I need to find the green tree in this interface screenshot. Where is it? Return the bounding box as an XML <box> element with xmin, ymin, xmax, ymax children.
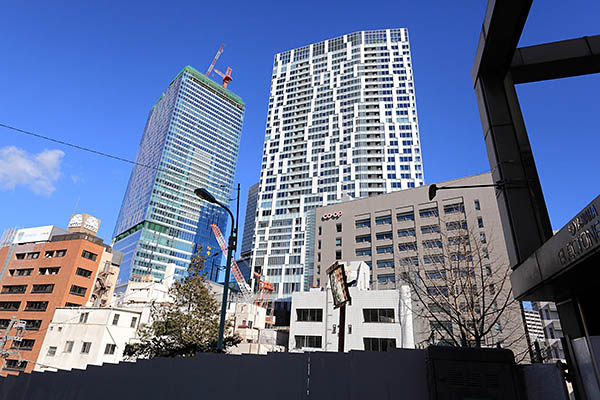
<box><xmin>124</xmin><ymin>250</ymin><xmax>241</xmax><ymax>358</ymax></box>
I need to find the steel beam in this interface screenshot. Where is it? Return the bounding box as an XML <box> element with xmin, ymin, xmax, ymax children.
<box><xmin>511</xmin><ymin>35</ymin><xmax>600</xmax><ymax>84</ymax></box>
<box><xmin>473</xmin><ymin>0</ymin><xmax>553</xmax><ymax>268</ymax></box>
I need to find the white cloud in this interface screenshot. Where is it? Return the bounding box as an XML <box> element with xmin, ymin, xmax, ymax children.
<box><xmin>0</xmin><ymin>146</ymin><xmax>65</xmax><ymax>195</ymax></box>
<box><xmin>70</xmin><ymin>174</ymin><xmax>84</xmax><ymax>184</ymax></box>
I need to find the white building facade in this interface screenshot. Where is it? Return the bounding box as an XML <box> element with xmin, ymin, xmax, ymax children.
<box><xmin>35</xmin><ymin>307</ymin><xmax>141</xmax><ymax>372</ymax></box>
<box><xmin>523</xmin><ymin>308</ymin><xmax>545</xmax><ymax>342</ymax></box>
<box><xmin>289</xmin><ymin>261</ymin><xmax>414</xmax><ymax>352</ymax></box>
<box><xmin>251</xmin><ymin>29</ymin><xmax>424</xmax><ymax>298</ymax></box>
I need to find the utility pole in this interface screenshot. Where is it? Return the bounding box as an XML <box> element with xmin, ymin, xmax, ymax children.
<box><xmin>0</xmin><ymin>316</ymin><xmax>27</xmax><ymax>369</ymax></box>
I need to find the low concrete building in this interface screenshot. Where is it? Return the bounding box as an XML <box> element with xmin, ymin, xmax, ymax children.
<box><xmin>226</xmin><ymin>303</ymin><xmax>286</xmax><ymax>354</ymax></box>
<box><xmin>34</xmin><ymin>307</ymin><xmax>141</xmax><ymax>372</ymax></box>
<box><xmin>289</xmin><ymin>261</ymin><xmax>414</xmax><ymax>352</ymax></box>
<box><xmin>533</xmin><ymin>301</ymin><xmax>565</xmax><ymax>361</ymax></box>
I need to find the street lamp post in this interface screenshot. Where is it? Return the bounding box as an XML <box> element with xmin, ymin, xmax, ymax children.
<box><xmin>194</xmin><ymin>183</ymin><xmax>240</xmax><ymax>352</ymax></box>
<box><xmin>427</xmin><ymin>181</ymin><xmax>528</xmax><ymax>201</ymax></box>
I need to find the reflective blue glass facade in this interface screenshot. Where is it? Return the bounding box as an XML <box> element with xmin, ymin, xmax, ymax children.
<box><xmin>113</xmin><ymin>66</ymin><xmax>245</xmax><ymax>283</ymax></box>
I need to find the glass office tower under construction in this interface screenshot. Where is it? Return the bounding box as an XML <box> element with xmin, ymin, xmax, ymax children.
<box><xmin>113</xmin><ymin>66</ymin><xmax>244</xmax><ymax>283</ymax></box>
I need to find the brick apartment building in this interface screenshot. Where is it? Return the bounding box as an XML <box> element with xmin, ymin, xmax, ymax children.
<box><xmin>0</xmin><ymin>215</ymin><xmax>121</xmax><ymax>375</ymax></box>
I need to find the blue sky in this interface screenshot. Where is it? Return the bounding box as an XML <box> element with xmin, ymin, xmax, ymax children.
<box><xmin>1</xmin><ymin>0</ymin><xmax>598</xmax><ymax>248</ymax></box>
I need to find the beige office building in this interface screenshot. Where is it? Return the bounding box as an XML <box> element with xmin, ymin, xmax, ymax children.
<box><xmin>313</xmin><ymin>172</ymin><xmax>528</xmax><ymax>356</ymax></box>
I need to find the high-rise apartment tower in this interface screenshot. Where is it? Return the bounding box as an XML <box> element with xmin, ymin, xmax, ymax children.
<box><xmin>241</xmin><ymin>183</ymin><xmax>260</xmax><ymax>257</ymax></box>
<box><xmin>251</xmin><ymin>29</ymin><xmax>424</xmax><ymax>297</ymax></box>
<box><xmin>113</xmin><ymin>66</ymin><xmax>245</xmax><ymax>283</ymax></box>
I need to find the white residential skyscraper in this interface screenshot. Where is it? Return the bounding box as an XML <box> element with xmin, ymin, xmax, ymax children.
<box><xmin>252</xmin><ymin>29</ymin><xmax>424</xmax><ymax>298</ymax></box>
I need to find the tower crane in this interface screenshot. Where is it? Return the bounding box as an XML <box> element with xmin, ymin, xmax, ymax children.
<box><xmin>210</xmin><ymin>224</ymin><xmax>253</xmax><ymax>302</ymax></box>
<box><xmin>210</xmin><ymin>224</ymin><xmax>275</xmax><ymax>325</ymax></box>
<box><xmin>206</xmin><ymin>44</ymin><xmax>234</xmax><ymax>88</ymax></box>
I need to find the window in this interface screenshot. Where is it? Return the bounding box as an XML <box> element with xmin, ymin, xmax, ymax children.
<box><xmin>474</xmin><ymin>199</ymin><xmax>481</xmax><ymax>210</ymax></box>
<box><xmin>104</xmin><ymin>343</ymin><xmax>117</xmax><ymax>355</ymax></box>
<box><xmin>480</xmin><ymin>232</ymin><xmax>487</xmax><ymax>244</ymax></box>
<box><xmin>419</xmin><ymin>208</ymin><xmax>439</xmax><ymax>218</ymax></box>
<box><xmin>398</xmin><ymin>242</ymin><xmax>417</xmax><ymax>251</ymax></box>
<box><xmin>477</xmin><ymin>217</ymin><xmax>484</xmax><ymax>228</ymax></box>
<box><xmin>70</xmin><ymin>285</ymin><xmax>87</xmax><ymax>297</ymax></box>
<box><xmin>4</xmin><ymin>360</ymin><xmax>27</xmax><ymax>371</ymax></box>
<box><xmin>377</xmin><ymin>260</ymin><xmax>394</xmax><ymax>268</ymax></box>
<box><xmin>24</xmin><ymin>320</ymin><xmax>42</xmax><ymax>330</ymax></box>
<box><xmin>130</xmin><ymin>317</ymin><xmax>138</xmax><ymax>328</ymax></box>
<box><xmin>1</xmin><ymin>285</ymin><xmax>27</xmax><ymax>294</ymax></box>
<box><xmin>377</xmin><ymin>274</ymin><xmax>395</xmax><ymax>283</ymax></box>
<box><xmin>45</xmin><ymin>249</ymin><xmax>66</xmax><ymax>258</ymax></box>
<box><xmin>396</xmin><ymin>212</ymin><xmax>414</xmax><ymax>221</ymax></box>
<box><xmin>430</xmin><ymin>320</ymin><xmax>453</xmax><ymax>334</ymax></box>
<box><xmin>444</xmin><ymin>203</ymin><xmax>465</xmax><ymax>214</ymax></box>
<box><xmin>12</xmin><ymin>339</ymin><xmax>35</xmax><ymax>350</ymax></box>
<box><xmin>356</xmin><ymin>248</ymin><xmax>372</xmax><ymax>256</ymax></box>
<box><xmin>81</xmin><ymin>250</ymin><xmax>98</xmax><ymax>261</ymax></box>
<box><xmin>112</xmin><ymin>314</ymin><xmax>120</xmax><ymax>326</ymax></box>
<box><xmin>25</xmin><ymin>301</ymin><xmax>48</xmax><ymax>312</ymax></box>
<box><xmin>397</xmin><ymin>228</ymin><xmax>416</xmax><ymax>237</ymax></box>
<box><xmin>31</xmin><ymin>284</ymin><xmax>54</xmax><ymax>294</ymax></box>
<box><xmin>428</xmin><ymin>304</ymin><xmax>450</xmax><ymax>314</ymax></box>
<box><xmin>376</xmin><ymin>232</ymin><xmax>393</xmax><ymax>240</ymax></box>
<box><xmin>66</xmin><ymin>302</ymin><xmax>81</xmax><ymax>307</ymax></box>
<box><xmin>76</xmin><ymin>268</ymin><xmax>93</xmax><ymax>278</ymax></box>
<box><xmin>355</xmin><ymin>219</ymin><xmax>371</xmax><ymax>228</ymax></box>
<box><xmin>448</xmin><ymin>236</ymin><xmax>469</xmax><ymax>246</ymax></box>
<box><xmin>447</xmin><ymin>221</ymin><xmax>468</xmax><ymax>231</ymax></box>
<box><xmin>355</xmin><ymin>235</ymin><xmax>371</xmax><ymax>243</ymax></box>
<box><xmin>335</xmin><ymin>238</ymin><xmax>342</xmax><ymax>246</ymax></box>
<box><xmin>375</xmin><ymin>215</ymin><xmax>392</xmax><ymax>225</ymax></box>
<box><xmin>495</xmin><ymin>322</ymin><xmax>503</xmax><ymax>334</ymax></box>
<box><xmin>335</xmin><ymin>250</ymin><xmax>342</xmax><ymax>260</ymax></box>
<box><xmin>424</xmin><ymin>255</ymin><xmax>444</xmax><ymax>264</ymax></box>
<box><xmin>425</xmin><ymin>271</ymin><xmax>447</xmax><ymax>279</ymax></box>
<box><xmin>399</xmin><ymin>256</ymin><xmax>419</xmax><ymax>266</ymax></box>
<box><xmin>376</xmin><ymin>245</ymin><xmax>393</xmax><ymax>254</ymax></box>
<box><xmin>81</xmin><ymin>342</ymin><xmax>92</xmax><ymax>354</ymax></box>
<box><xmin>9</xmin><ymin>268</ymin><xmax>33</xmax><ymax>277</ymax></box>
<box><xmin>336</xmin><ymin>223</ymin><xmax>342</xmax><ymax>233</ymax></box>
<box><xmin>25</xmin><ymin>252</ymin><xmax>40</xmax><ymax>260</ymax></box>
<box><xmin>423</xmin><ymin>240</ymin><xmax>443</xmax><ymax>249</ymax></box>
<box><xmin>421</xmin><ymin>225</ymin><xmax>440</xmax><ymax>234</ymax></box>
<box><xmin>294</xmin><ymin>335</ymin><xmax>322</xmax><ymax>349</ymax></box>
<box><xmin>39</xmin><ymin>267</ymin><xmax>60</xmax><ymax>275</ymax></box>
<box><xmin>484</xmin><ymin>264</ymin><xmax>492</xmax><ymax>276</ymax></box>
<box><xmin>79</xmin><ymin>312</ymin><xmax>89</xmax><ymax>323</ymax></box>
<box><xmin>363</xmin><ymin>338</ymin><xmax>396</xmax><ymax>352</ymax></box>
<box><xmin>427</xmin><ymin>286</ymin><xmax>449</xmax><ymax>296</ymax></box>
<box><xmin>64</xmin><ymin>341</ymin><xmax>74</xmax><ymax>353</ymax></box>
<box><xmin>47</xmin><ymin>346</ymin><xmax>57</xmax><ymax>356</ymax></box>
<box><xmin>296</xmin><ymin>309</ymin><xmax>323</xmax><ymax>322</ymax></box>
<box><xmin>363</xmin><ymin>308</ymin><xmax>395</xmax><ymax>323</ymax></box>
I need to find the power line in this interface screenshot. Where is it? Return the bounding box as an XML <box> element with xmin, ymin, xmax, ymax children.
<box><xmin>0</xmin><ymin>122</ymin><xmax>159</xmax><ymax>172</ymax></box>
